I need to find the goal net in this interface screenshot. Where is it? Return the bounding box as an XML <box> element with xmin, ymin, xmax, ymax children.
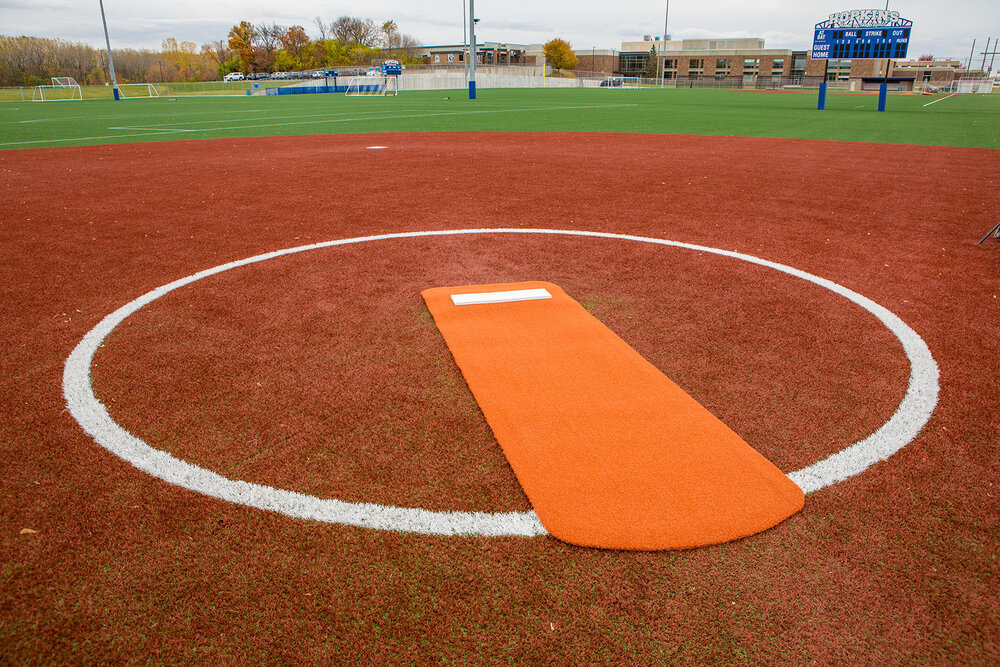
<box><xmin>345</xmin><ymin>76</ymin><xmax>398</xmax><ymax>97</ymax></box>
<box><xmin>33</xmin><ymin>77</ymin><xmax>83</xmax><ymax>101</ymax></box>
<box><xmin>117</xmin><ymin>83</ymin><xmax>160</xmax><ymax>99</ymax></box>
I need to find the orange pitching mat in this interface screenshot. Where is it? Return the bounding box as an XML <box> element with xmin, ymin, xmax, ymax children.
<box><xmin>422</xmin><ymin>281</ymin><xmax>804</xmax><ymax>550</ymax></box>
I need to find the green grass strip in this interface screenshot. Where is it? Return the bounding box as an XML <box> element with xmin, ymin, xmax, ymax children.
<box><xmin>0</xmin><ymin>87</ymin><xmax>997</xmax><ymax>149</ymax></box>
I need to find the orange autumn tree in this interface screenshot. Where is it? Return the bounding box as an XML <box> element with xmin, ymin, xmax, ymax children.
<box><xmin>227</xmin><ymin>21</ymin><xmax>258</xmax><ymax>72</ymax></box>
<box><xmin>543</xmin><ymin>38</ymin><xmax>577</xmax><ymax>71</ymax></box>
<box><xmin>279</xmin><ymin>25</ymin><xmax>311</xmax><ymax>71</ymax></box>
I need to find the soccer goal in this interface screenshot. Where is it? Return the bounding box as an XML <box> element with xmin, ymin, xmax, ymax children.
<box><xmin>117</xmin><ymin>83</ymin><xmax>160</xmax><ymax>99</ymax></box>
<box><xmin>32</xmin><ymin>77</ymin><xmax>83</xmax><ymax>101</ymax></box>
<box><xmin>598</xmin><ymin>76</ymin><xmax>641</xmax><ymax>89</ymax></box>
<box><xmin>345</xmin><ymin>76</ymin><xmax>398</xmax><ymax>97</ymax></box>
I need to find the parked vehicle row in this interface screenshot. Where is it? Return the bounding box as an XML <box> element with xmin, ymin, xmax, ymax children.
<box><xmin>223</xmin><ymin>71</ymin><xmax>312</xmax><ymax>82</ymax></box>
<box><xmin>222</xmin><ymin>64</ymin><xmax>403</xmax><ymax>83</ymax></box>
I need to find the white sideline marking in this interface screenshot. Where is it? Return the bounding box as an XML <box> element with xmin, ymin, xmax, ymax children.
<box><xmin>366</xmin><ymin>145</ymin><xmax>388</xmax><ymax>149</ymax></box>
<box><xmin>63</xmin><ymin>229</ymin><xmax>939</xmax><ymax>536</ymax></box>
<box><xmin>17</xmin><ymin>109</ymin><xmax>269</xmax><ymax>124</ymax></box>
<box><xmin>108</xmin><ymin>126</ymin><xmax>196</xmax><ymax>134</ymax></box>
<box><xmin>452</xmin><ymin>288</ymin><xmax>551</xmax><ymax>306</ymax></box>
<box><xmin>922</xmin><ymin>93</ymin><xmax>957</xmax><ymax>107</ymax></box>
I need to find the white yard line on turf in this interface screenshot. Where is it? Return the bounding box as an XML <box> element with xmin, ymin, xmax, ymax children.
<box><xmin>16</xmin><ymin>109</ymin><xmax>270</xmax><ymax>124</ymax></box>
<box><xmin>922</xmin><ymin>93</ymin><xmax>958</xmax><ymax>107</ymax></box>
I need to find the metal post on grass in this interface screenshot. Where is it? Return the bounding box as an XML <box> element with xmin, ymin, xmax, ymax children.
<box><xmin>468</xmin><ymin>0</ymin><xmax>477</xmax><ymax>99</ymax></box>
<box><xmin>462</xmin><ymin>0</ymin><xmax>469</xmax><ymax>83</ymax></box>
<box><xmin>98</xmin><ymin>0</ymin><xmax>120</xmax><ymax>101</ymax></box>
<box><xmin>661</xmin><ymin>0</ymin><xmax>669</xmax><ymax>88</ymax></box>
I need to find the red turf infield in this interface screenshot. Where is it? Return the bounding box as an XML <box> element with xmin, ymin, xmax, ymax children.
<box><xmin>1</xmin><ymin>132</ymin><xmax>998</xmax><ymax>662</ymax></box>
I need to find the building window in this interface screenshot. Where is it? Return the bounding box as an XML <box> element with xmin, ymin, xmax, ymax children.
<box><xmin>791</xmin><ymin>55</ymin><xmax>806</xmax><ymax>76</ymax></box>
<box><xmin>716</xmin><ymin>58</ymin><xmax>727</xmax><ymax>70</ymax></box>
<box><xmin>689</xmin><ymin>58</ymin><xmax>703</xmax><ymax>70</ymax></box>
<box><xmin>772</xmin><ymin>58</ymin><xmax>784</xmax><ymax>74</ymax></box>
<box><xmin>619</xmin><ymin>53</ymin><xmax>648</xmax><ymax>75</ymax></box>
<box><xmin>663</xmin><ymin>59</ymin><xmax>676</xmax><ymax>69</ymax></box>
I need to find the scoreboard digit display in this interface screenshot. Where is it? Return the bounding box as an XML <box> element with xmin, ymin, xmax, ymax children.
<box><xmin>811</xmin><ymin>9</ymin><xmax>912</xmax><ymax>60</ymax></box>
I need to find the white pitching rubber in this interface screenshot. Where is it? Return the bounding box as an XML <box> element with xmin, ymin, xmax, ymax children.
<box><xmin>451</xmin><ymin>288</ymin><xmax>552</xmax><ymax>306</ymax></box>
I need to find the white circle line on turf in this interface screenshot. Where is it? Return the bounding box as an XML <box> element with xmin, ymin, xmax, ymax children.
<box><xmin>63</xmin><ymin>228</ymin><xmax>939</xmax><ymax>536</ymax></box>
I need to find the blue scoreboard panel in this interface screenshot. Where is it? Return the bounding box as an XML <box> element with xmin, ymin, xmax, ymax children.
<box><xmin>812</xmin><ymin>26</ymin><xmax>911</xmax><ymax>60</ymax></box>
<box><xmin>811</xmin><ymin>10</ymin><xmax>913</xmax><ymax>61</ymax></box>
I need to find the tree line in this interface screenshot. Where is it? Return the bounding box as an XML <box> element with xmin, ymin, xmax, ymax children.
<box><xmin>0</xmin><ymin>16</ymin><xmax>421</xmax><ymax>87</ymax></box>
<box><xmin>222</xmin><ymin>17</ymin><xmax>420</xmax><ymax>76</ymax></box>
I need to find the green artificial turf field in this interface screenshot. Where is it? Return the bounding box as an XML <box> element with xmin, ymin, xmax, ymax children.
<box><xmin>1</xmin><ymin>87</ymin><xmax>997</xmax><ymax>149</ymax></box>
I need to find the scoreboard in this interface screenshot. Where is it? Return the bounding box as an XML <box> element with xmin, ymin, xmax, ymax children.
<box><xmin>811</xmin><ymin>9</ymin><xmax>912</xmax><ymax>60</ymax></box>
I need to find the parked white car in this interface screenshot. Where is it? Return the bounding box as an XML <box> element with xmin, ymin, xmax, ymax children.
<box><xmin>224</xmin><ymin>72</ymin><xmax>244</xmax><ymax>82</ymax></box>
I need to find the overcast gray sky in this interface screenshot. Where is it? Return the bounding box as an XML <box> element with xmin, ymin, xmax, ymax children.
<box><xmin>2</xmin><ymin>1</ymin><xmax>997</xmax><ymax>63</ymax></box>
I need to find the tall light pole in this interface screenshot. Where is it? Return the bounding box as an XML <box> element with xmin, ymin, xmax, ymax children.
<box><xmin>463</xmin><ymin>0</ymin><xmax>468</xmax><ymax>82</ymax></box>
<box><xmin>99</xmin><ymin>0</ymin><xmax>120</xmax><ymax>100</ymax></box>
<box><xmin>468</xmin><ymin>0</ymin><xmax>477</xmax><ymax>99</ymax></box>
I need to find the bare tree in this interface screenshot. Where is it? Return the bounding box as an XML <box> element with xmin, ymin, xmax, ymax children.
<box><xmin>112</xmin><ymin>48</ymin><xmax>158</xmax><ymax>82</ymax></box>
<box><xmin>397</xmin><ymin>33</ymin><xmax>422</xmax><ymax>61</ymax></box>
<box><xmin>50</xmin><ymin>40</ymin><xmax>97</xmax><ymax>84</ymax></box>
<box><xmin>380</xmin><ymin>31</ymin><xmax>422</xmax><ymax>62</ymax></box>
<box><xmin>331</xmin><ymin>16</ymin><xmax>380</xmax><ymax>47</ymax></box>
<box><xmin>201</xmin><ymin>40</ymin><xmax>230</xmax><ymax>70</ymax></box>
<box><xmin>313</xmin><ymin>16</ymin><xmax>329</xmax><ymax>41</ymax></box>
<box><xmin>0</xmin><ymin>35</ymin><xmax>51</xmax><ymax>85</ymax></box>
<box><xmin>381</xmin><ymin>20</ymin><xmax>398</xmax><ymax>49</ymax></box>
<box><xmin>255</xmin><ymin>22</ymin><xmax>285</xmax><ymax>71</ymax></box>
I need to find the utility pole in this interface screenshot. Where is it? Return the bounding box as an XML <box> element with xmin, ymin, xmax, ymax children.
<box><xmin>468</xmin><ymin>0</ymin><xmax>477</xmax><ymax>99</ymax></box>
<box><xmin>979</xmin><ymin>37</ymin><xmax>999</xmax><ymax>74</ymax></box>
<box><xmin>98</xmin><ymin>0</ymin><xmax>119</xmax><ymax>100</ymax></box>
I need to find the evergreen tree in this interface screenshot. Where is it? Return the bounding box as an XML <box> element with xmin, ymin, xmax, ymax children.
<box><xmin>643</xmin><ymin>45</ymin><xmax>659</xmax><ymax>80</ymax></box>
